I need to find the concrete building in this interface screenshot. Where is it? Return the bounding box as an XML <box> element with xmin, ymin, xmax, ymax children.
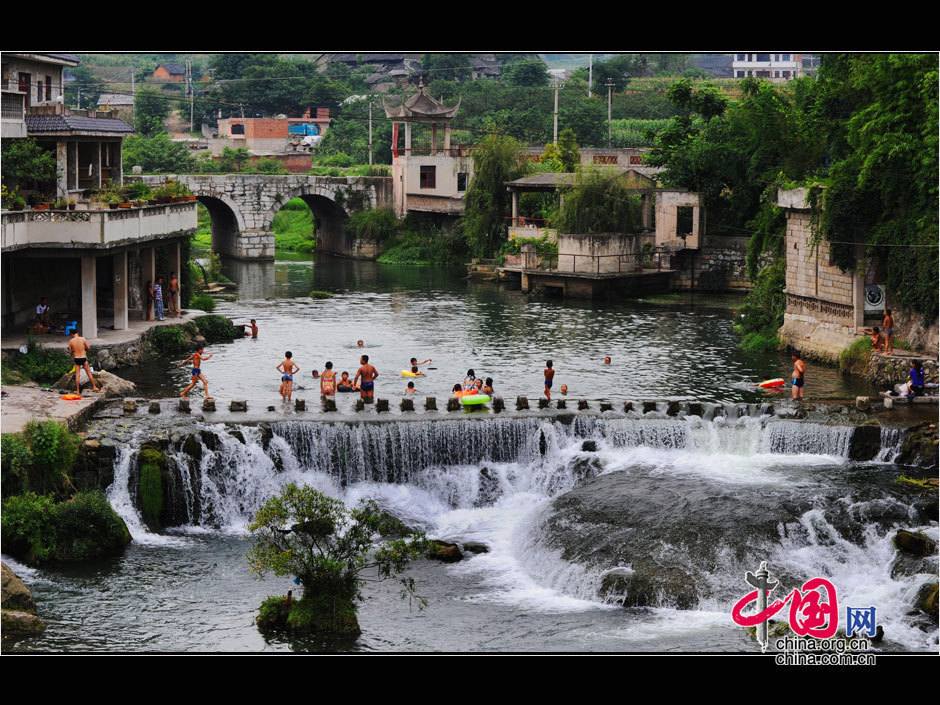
<box><xmin>776</xmin><ymin>187</ymin><xmax>865</xmax><ymax>360</ymax></box>
<box><xmin>152</xmin><ymin>63</ymin><xmax>186</xmax><ymax>83</ymax></box>
<box><xmin>731</xmin><ymin>53</ymin><xmax>810</xmax><ymax>80</ymax></box>
<box><xmin>384</xmin><ymin>85</ymin><xmax>472</xmax><ymax>217</ymax></box>
<box><xmin>2</xmin><ymin>53</ymin><xmax>79</xmax><ymax>139</ymax></box>
<box><xmin>2</xmin><ymin>56</ymin><xmax>197</xmax><ymax>341</ymax></box>
<box><xmin>523</xmin><ymin>146</ymin><xmax>662</xmax><ymax>179</ymax></box>
<box><xmin>209</xmin><ymin>109</ymin><xmax>331</xmax><ymax>170</ymax></box>
<box><xmin>96</xmin><ymin>93</ymin><xmax>135</xmax><ymax>123</ymax></box>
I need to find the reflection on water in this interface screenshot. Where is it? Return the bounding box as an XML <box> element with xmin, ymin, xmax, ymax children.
<box><xmin>122</xmin><ymin>254</ymin><xmax>873</xmax><ymax>405</ymax></box>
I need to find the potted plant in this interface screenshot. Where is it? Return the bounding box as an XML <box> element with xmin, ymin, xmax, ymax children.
<box><xmin>53</xmin><ymin>198</ymin><xmax>69</xmax><ymax>210</ymax></box>
<box><xmin>68</xmin><ymin>198</ymin><xmax>77</xmax><ymax>211</ymax></box>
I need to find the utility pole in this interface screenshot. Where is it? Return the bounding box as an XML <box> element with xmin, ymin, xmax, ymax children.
<box><xmin>553</xmin><ymin>80</ymin><xmax>560</xmax><ymax>144</ymax></box>
<box><xmin>368</xmin><ymin>98</ymin><xmax>373</xmax><ymax>165</ymax></box>
<box><xmin>76</xmin><ymin>88</ymin><xmax>81</xmax><ymax>110</ymax></box>
<box><xmin>588</xmin><ymin>54</ymin><xmax>593</xmax><ymax>98</ymax></box>
<box><xmin>606</xmin><ymin>79</ymin><xmax>614</xmax><ymax>148</ymax></box>
<box><xmin>131</xmin><ymin>70</ymin><xmax>135</xmax><ymax>97</ymax></box>
<box><xmin>187</xmin><ymin>61</ymin><xmax>194</xmax><ymax>133</ymax></box>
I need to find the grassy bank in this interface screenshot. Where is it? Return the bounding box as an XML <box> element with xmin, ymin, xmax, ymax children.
<box><xmin>194</xmin><ymin>199</ymin><xmax>315</xmax><ymax>254</ymax></box>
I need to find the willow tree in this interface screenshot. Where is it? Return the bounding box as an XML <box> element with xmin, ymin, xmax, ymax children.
<box><xmin>249</xmin><ymin>484</ymin><xmax>427</xmax><ymax>639</ymax></box>
<box><xmin>462</xmin><ymin>134</ymin><xmax>526</xmax><ymax>258</ymax></box>
<box><xmin>556</xmin><ymin>168</ymin><xmax>643</xmax><ymax>234</ymax></box>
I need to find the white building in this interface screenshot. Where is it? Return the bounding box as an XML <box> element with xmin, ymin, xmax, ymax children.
<box><xmin>731</xmin><ymin>53</ymin><xmax>808</xmax><ymax>81</ymax></box>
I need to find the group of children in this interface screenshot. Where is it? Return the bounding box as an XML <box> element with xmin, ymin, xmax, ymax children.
<box><xmin>146</xmin><ymin>273</ymin><xmax>181</xmax><ymax>322</ymax></box>
<box><xmin>868</xmin><ymin>309</ymin><xmax>896</xmax><ymax>355</ymax></box>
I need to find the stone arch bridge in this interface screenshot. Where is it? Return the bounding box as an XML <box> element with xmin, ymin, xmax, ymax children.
<box><xmin>142</xmin><ymin>174</ymin><xmax>393</xmax><ymax>260</ymax></box>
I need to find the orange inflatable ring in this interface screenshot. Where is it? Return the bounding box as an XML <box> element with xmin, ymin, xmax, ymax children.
<box><xmin>60</xmin><ymin>394</ymin><xmax>83</xmax><ymax>400</ymax></box>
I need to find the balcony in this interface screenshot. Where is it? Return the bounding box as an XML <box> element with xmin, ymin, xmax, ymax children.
<box><xmin>2</xmin><ymin>91</ymin><xmax>27</xmax><ymax>138</ymax></box>
<box><xmin>1</xmin><ymin>202</ymin><xmax>197</xmax><ymax>252</ymax></box>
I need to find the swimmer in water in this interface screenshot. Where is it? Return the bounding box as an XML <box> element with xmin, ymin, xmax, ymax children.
<box><xmin>356</xmin><ymin>340</ymin><xmax>365</xmax><ymax>348</ymax></box>
<box><xmin>603</xmin><ymin>356</ymin><xmax>611</xmax><ymax>365</ymax></box>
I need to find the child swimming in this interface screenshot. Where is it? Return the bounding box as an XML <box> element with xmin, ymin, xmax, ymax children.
<box><xmin>277</xmin><ymin>351</ymin><xmax>300</xmax><ymax>402</ymax></box>
<box><xmin>405</xmin><ymin>381</ymin><xmax>417</xmax><ymax>395</ymax></box>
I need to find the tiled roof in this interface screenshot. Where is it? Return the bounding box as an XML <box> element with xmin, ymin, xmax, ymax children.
<box><xmin>26</xmin><ymin>114</ymin><xmax>134</xmax><ymax>134</ymax></box>
<box><xmin>158</xmin><ymin>63</ymin><xmax>186</xmax><ymax>75</ymax></box>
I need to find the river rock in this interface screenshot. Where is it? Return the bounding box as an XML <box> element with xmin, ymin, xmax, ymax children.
<box><xmin>516</xmin><ymin>396</ymin><xmax>529</xmax><ymax>411</ymax></box>
<box><xmin>642</xmin><ymin>401</ymin><xmax>657</xmax><ymax>414</ymax></box>
<box><xmin>1</xmin><ymin>609</ymin><xmax>46</xmax><ymax>637</ymax></box>
<box><xmin>462</xmin><ymin>541</ymin><xmax>489</xmax><ymax>554</ymax></box>
<box><xmin>556</xmin><ymin>399</ymin><xmax>567</xmax><ymax>409</ymax></box>
<box><xmin>894</xmin><ymin>530</ymin><xmax>937</xmax><ymax>557</ymax></box>
<box><xmin>666</xmin><ymin>401</ymin><xmax>681</xmax><ymax>416</ymax></box>
<box><xmin>94</xmin><ymin>348</ymin><xmax>118</xmax><ymax>371</ymax></box>
<box><xmin>148</xmin><ymin>401</ymin><xmax>161</xmax><ymax>414</ymax></box>
<box><xmin>581</xmin><ymin>440</ymin><xmax>597</xmax><ymax>452</ymax></box>
<box><xmin>427</xmin><ymin>540</ymin><xmax>463</xmax><ymax>563</ymax></box>
<box><xmin>848</xmin><ymin>424</ymin><xmax>882</xmax><ymax>461</ymax></box>
<box><xmin>123</xmin><ymin>400</ymin><xmax>137</xmax><ymax>415</ymax></box>
<box><xmin>917</xmin><ymin>582</ymin><xmax>938</xmax><ymax>622</ymax></box>
<box><xmin>54</xmin><ymin>369</ymin><xmax>137</xmax><ymax>398</ymax></box>
<box><xmin>2</xmin><ymin>563</ymin><xmax>35</xmax><ymax>613</ymax></box>
<box><xmin>895</xmin><ymin>423</ymin><xmax>939</xmax><ymax>471</ymax></box>
<box><xmin>538</xmin><ymin>398</ymin><xmax>550</xmax><ymax>409</ymax></box>
<box><xmin>229</xmin><ymin>400</ymin><xmax>247</xmax><ymax>412</ymax></box>
<box><xmin>376</xmin><ymin>399</ymin><xmax>389</xmax><ymax>413</ymax></box>
<box><xmin>538</xmin><ymin>469</ymin><xmax>817</xmax><ymax>609</ymax></box>
<box><xmin>578</xmin><ymin>400</ymin><xmax>589</xmax><ymax>410</ymax></box>
<box><xmin>446</xmin><ymin>398</ymin><xmax>460</xmax><ymax>412</ymax></box>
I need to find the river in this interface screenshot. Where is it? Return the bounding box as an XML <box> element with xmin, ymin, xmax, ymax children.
<box><xmin>6</xmin><ymin>255</ymin><xmax>936</xmax><ymax>653</ymax></box>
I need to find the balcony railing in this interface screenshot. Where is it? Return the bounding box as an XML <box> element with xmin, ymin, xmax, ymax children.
<box><xmin>2</xmin><ymin>203</ymin><xmax>197</xmax><ymax>251</ymax></box>
<box><xmin>522</xmin><ymin>251</ymin><xmax>669</xmax><ymax>275</ymax></box>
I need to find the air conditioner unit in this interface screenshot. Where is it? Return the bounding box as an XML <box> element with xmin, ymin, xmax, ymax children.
<box><xmin>864</xmin><ymin>284</ymin><xmax>886</xmax><ymax>315</ymax></box>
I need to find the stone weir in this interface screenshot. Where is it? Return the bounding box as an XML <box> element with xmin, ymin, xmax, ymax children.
<box><xmin>76</xmin><ymin>399</ymin><xmax>937</xmax><ymax>532</ymax></box>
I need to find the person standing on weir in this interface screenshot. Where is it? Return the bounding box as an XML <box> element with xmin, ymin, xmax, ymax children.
<box><xmin>67</xmin><ymin>330</ymin><xmax>101</xmax><ymax>395</ymax></box>
<box><xmin>355</xmin><ymin>354</ymin><xmax>379</xmax><ymax>404</ymax></box>
<box><xmin>790</xmin><ymin>351</ymin><xmax>806</xmax><ymax>401</ymax></box>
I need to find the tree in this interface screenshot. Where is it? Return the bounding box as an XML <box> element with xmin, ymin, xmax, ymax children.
<box><xmin>219</xmin><ymin>147</ymin><xmax>250</xmax><ymax>173</ymax></box>
<box><xmin>122</xmin><ymin>134</ymin><xmax>193</xmax><ymax>173</ymax></box>
<box><xmin>1</xmin><ymin>139</ymin><xmax>56</xmax><ymax>192</ymax></box>
<box><xmin>134</xmin><ymin>87</ymin><xmax>170</xmax><ymax>136</ymax></box>
<box><xmin>557</xmin><ymin>128</ymin><xmax>580</xmax><ymax>171</ymax></box>
<box><xmin>503</xmin><ymin>58</ymin><xmax>550</xmax><ymax>87</ymax></box>
<box><xmin>422</xmin><ymin>53</ymin><xmax>472</xmax><ymax>82</ymax></box>
<box><xmin>248</xmin><ymin>483</ymin><xmax>427</xmax><ymax>639</ymax></box>
<box><xmin>463</xmin><ymin>134</ymin><xmax>527</xmax><ymax>258</ymax></box>
<box><xmin>556</xmin><ymin>169</ymin><xmax>644</xmax><ymax>234</ymax></box>
<box><xmin>64</xmin><ymin>66</ymin><xmax>104</xmax><ymax>110</ymax></box>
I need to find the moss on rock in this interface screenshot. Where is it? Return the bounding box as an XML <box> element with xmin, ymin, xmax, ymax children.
<box><xmin>137</xmin><ymin>447</ymin><xmax>165</xmax><ymax>531</ymax></box>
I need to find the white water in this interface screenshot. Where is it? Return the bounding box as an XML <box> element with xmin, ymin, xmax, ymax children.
<box><xmin>100</xmin><ymin>415</ymin><xmax>937</xmax><ymax>650</ymax></box>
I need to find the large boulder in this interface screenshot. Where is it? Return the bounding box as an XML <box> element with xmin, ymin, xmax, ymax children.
<box><xmin>895</xmin><ymin>423</ymin><xmax>939</xmax><ymax>471</ymax></box>
<box><xmin>427</xmin><ymin>540</ymin><xmax>463</xmax><ymax>563</ymax></box>
<box><xmin>1</xmin><ymin>562</ymin><xmax>35</xmax><ymax>613</ymax></box>
<box><xmin>54</xmin><ymin>369</ymin><xmax>137</xmax><ymax>398</ymax></box>
<box><xmin>1</xmin><ymin>609</ymin><xmax>45</xmax><ymax>637</ymax></box>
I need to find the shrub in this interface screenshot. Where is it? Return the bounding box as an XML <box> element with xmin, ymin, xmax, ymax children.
<box><xmin>51</xmin><ymin>491</ymin><xmax>132</xmax><ymax>562</ymax></box>
<box><xmin>252</xmin><ymin>158</ymin><xmax>288</xmax><ymax>174</ymax></box>
<box><xmin>556</xmin><ymin>169</ymin><xmax>644</xmax><ymax>234</ymax></box>
<box><xmin>739</xmin><ymin>331</ymin><xmax>781</xmax><ymax>354</ymax></box>
<box><xmin>189</xmin><ymin>293</ymin><xmax>216</xmax><ymax>313</ymax></box>
<box><xmin>1</xmin><ymin>434</ymin><xmax>33</xmax><ymax>497</ymax></box>
<box><xmin>1</xmin><ymin>493</ymin><xmax>57</xmax><ymax>564</ymax></box>
<box><xmin>346</xmin><ymin>208</ymin><xmax>399</xmax><ymax>243</ymax></box>
<box><xmin>315</xmin><ymin>152</ymin><xmax>353</xmax><ymax>167</ymax></box>
<box><xmin>195</xmin><ymin>315</ymin><xmax>239</xmax><ymax>344</ymax></box>
<box><xmin>21</xmin><ymin>421</ymin><xmax>79</xmax><ymax>495</ymax></box>
<box><xmin>148</xmin><ymin>324</ymin><xmax>192</xmax><ymax>355</ymax></box>
<box><xmin>735</xmin><ymin>258</ymin><xmax>786</xmax><ymax>353</ymax></box>
<box><xmin>839</xmin><ymin>336</ymin><xmax>873</xmax><ymax>376</ymax></box>
<box><xmin>257</xmin><ymin>595</ymin><xmax>292</xmax><ymax>632</ymax></box>
<box><xmin>5</xmin><ymin>342</ymin><xmax>71</xmax><ymax>385</ymax></box>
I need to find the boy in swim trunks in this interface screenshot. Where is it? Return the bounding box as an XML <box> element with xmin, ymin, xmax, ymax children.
<box><xmin>277</xmin><ymin>351</ymin><xmax>300</xmax><ymax>402</ymax></box>
<box><xmin>544</xmin><ymin>360</ymin><xmax>555</xmax><ymax>401</ymax></box>
<box><xmin>354</xmin><ymin>354</ymin><xmax>378</xmax><ymax>403</ymax></box>
<box><xmin>790</xmin><ymin>351</ymin><xmax>806</xmax><ymax>401</ymax></box>
<box><xmin>337</xmin><ymin>371</ymin><xmax>357</xmax><ymax>392</ymax></box>
<box><xmin>405</xmin><ymin>381</ymin><xmax>417</xmax><ymax>395</ymax></box>
<box><xmin>320</xmin><ymin>361</ymin><xmax>337</xmax><ymax>400</ymax></box>
<box><xmin>882</xmin><ymin>309</ymin><xmax>895</xmax><ymax>355</ymax></box>
<box><xmin>181</xmin><ymin>345</ymin><xmax>213</xmax><ymax>398</ymax></box>
<box><xmin>67</xmin><ymin>330</ymin><xmax>101</xmax><ymax>395</ymax></box>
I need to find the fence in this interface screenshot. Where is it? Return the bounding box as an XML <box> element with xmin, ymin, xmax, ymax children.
<box><xmin>524</xmin><ymin>250</ymin><xmax>668</xmax><ymax>274</ymax></box>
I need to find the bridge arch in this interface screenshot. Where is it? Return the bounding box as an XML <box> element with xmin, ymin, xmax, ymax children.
<box><xmin>270</xmin><ymin>185</ymin><xmax>364</xmax><ymax>257</ymax></box>
<box><xmin>196</xmin><ymin>195</ymin><xmax>245</xmax><ymax>258</ymax></box>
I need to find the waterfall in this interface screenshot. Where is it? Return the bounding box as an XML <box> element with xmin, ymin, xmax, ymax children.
<box><xmin>876</xmin><ymin>427</ymin><xmax>904</xmax><ymax>462</ymax></box>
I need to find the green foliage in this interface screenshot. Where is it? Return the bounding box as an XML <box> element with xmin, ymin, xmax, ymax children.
<box><xmin>123</xmin><ymin>134</ymin><xmax>194</xmax><ymax>173</ymax></box>
<box><xmin>1</xmin><ymin>493</ymin><xmax>57</xmax><ymax>564</ymax></box>
<box><xmin>252</xmin><ymin>158</ymin><xmax>288</xmax><ymax>174</ymax></box>
<box><xmin>2</xmin><ymin>139</ymin><xmax>56</xmax><ymax>191</ymax></box>
<box><xmin>315</xmin><ymin>152</ymin><xmax>354</xmax><ymax>167</ymax></box>
<box><xmin>134</xmin><ymin>87</ymin><xmax>170</xmax><ymax>136</ymax></box>
<box><xmin>734</xmin><ymin>258</ymin><xmax>786</xmax><ymax>353</ymax></box>
<box><xmin>610</xmin><ymin>118</ymin><xmax>672</xmax><ymax>147</ymax></box>
<box><xmin>839</xmin><ymin>336</ymin><xmax>874</xmax><ymax>375</ymax></box>
<box><xmin>502</xmin><ymin>58</ymin><xmax>550</xmax><ymax>87</ymax></box>
<box><xmin>346</xmin><ymin>208</ymin><xmax>399</xmax><ymax>243</ymax></box>
<box><xmin>271</xmin><ymin>199</ymin><xmax>315</xmax><ymax>252</ymax></box>
<box><xmin>52</xmin><ymin>491</ymin><xmax>132</xmax><ymax>562</ymax></box>
<box><xmin>195</xmin><ymin>315</ymin><xmax>238</xmax><ymax>344</ymax></box>
<box><xmin>557</xmin><ymin>128</ymin><xmax>580</xmax><ymax>172</ymax></box>
<box><xmin>4</xmin><ymin>341</ymin><xmax>71</xmax><ymax>385</ymax></box>
<box><xmin>257</xmin><ymin>595</ymin><xmax>293</xmax><ymax>632</ymax></box>
<box><xmin>189</xmin><ymin>293</ymin><xmax>216</xmax><ymax>312</ymax></box>
<box><xmin>1</xmin><ymin>434</ymin><xmax>33</xmax><ymax>497</ymax></box>
<box><xmin>498</xmin><ymin>236</ymin><xmax>558</xmax><ymax>264</ymax></box>
<box><xmin>556</xmin><ymin>169</ymin><xmax>643</xmax><ymax>234</ymax></box>
<box><xmin>377</xmin><ymin>218</ymin><xmax>468</xmax><ymax>266</ymax></box>
<box><xmin>248</xmin><ymin>483</ymin><xmax>428</xmax><ymax>635</ymax></box>
<box><xmin>64</xmin><ymin>66</ymin><xmax>104</xmax><ymax>110</ymax></box>
<box><xmin>1</xmin><ymin>490</ymin><xmax>130</xmax><ymax>565</ymax></box>
<box><xmin>422</xmin><ymin>53</ymin><xmax>472</xmax><ymax>81</ymax></box>
<box><xmin>22</xmin><ymin>420</ymin><xmax>79</xmax><ymax>496</ymax></box>
<box><xmin>148</xmin><ymin>324</ymin><xmax>191</xmax><ymax>355</ymax></box>
<box><xmin>463</xmin><ymin>134</ymin><xmax>527</xmax><ymax>258</ymax></box>
<box><xmin>137</xmin><ymin>448</ymin><xmax>164</xmax><ymax>530</ymax></box>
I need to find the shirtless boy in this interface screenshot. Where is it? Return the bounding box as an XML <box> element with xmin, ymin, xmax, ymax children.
<box><xmin>354</xmin><ymin>354</ymin><xmax>379</xmax><ymax>403</ymax></box>
<box><xmin>320</xmin><ymin>361</ymin><xmax>337</xmax><ymax>400</ymax></box>
<box><xmin>882</xmin><ymin>309</ymin><xmax>895</xmax><ymax>354</ymax></box>
<box><xmin>67</xmin><ymin>331</ymin><xmax>101</xmax><ymax>394</ymax></box>
<box><xmin>277</xmin><ymin>351</ymin><xmax>300</xmax><ymax>402</ymax></box>
<box><xmin>181</xmin><ymin>345</ymin><xmax>213</xmax><ymax>398</ymax></box>
<box><xmin>168</xmin><ymin>272</ymin><xmax>180</xmax><ymax>318</ymax></box>
<box><xmin>544</xmin><ymin>360</ymin><xmax>555</xmax><ymax>401</ymax></box>
<box><xmin>791</xmin><ymin>351</ymin><xmax>806</xmax><ymax>401</ymax></box>
<box><xmin>410</xmin><ymin>356</ymin><xmax>432</xmax><ymax>368</ymax></box>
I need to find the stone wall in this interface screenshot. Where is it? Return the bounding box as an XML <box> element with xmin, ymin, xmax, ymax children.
<box><xmin>867</xmin><ymin>353</ymin><xmax>939</xmax><ymax>389</ymax></box>
<box><xmin>669</xmin><ymin>235</ymin><xmax>763</xmax><ymax>291</ymax></box>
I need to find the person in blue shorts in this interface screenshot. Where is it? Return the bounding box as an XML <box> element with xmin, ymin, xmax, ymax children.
<box><xmin>180</xmin><ymin>345</ymin><xmax>212</xmax><ymax>398</ymax></box>
<box><xmin>791</xmin><ymin>351</ymin><xmax>806</xmax><ymax>401</ymax></box>
<box><xmin>277</xmin><ymin>351</ymin><xmax>300</xmax><ymax>403</ymax></box>
<box><xmin>544</xmin><ymin>360</ymin><xmax>555</xmax><ymax>401</ymax></box>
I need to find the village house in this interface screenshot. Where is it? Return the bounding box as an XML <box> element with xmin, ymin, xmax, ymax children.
<box><xmin>1</xmin><ymin>54</ymin><xmax>197</xmax><ymax>341</ymax></box>
<box><xmin>151</xmin><ymin>63</ymin><xmax>186</xmax><ymax>83</ymax></box>
<box><xmin>96</xmin><ymin>93</ymin><xmax>135</xmax><ymax>123</ymax></box>
<box><xmin>208</xmin><ymin>108</ymin><xmax>332</xmax><ymax>172</ymax></box>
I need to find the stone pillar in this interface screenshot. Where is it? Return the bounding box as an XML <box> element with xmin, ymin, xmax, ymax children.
<box><xmin>690</xmin><ymin>206</ymin><xmax>700</xmax><ymax>248</ymax></box>
<box><xmin>80</xmin><ymin>255</ymin><xmax>97</xmax><ymax>339</ymax></box>
<box><xmin>55</xmin><ymin>141</ymin><xmax>68</xmax><ymax>199</ymax></box>
<box><xmin>113</xmin><ymin>250</ymin><xmax>128</xmax><ymax>330</ymax></box>
<box><xmin>72</xmin><ymin>142</ymin><xmax>79</xmax><ymax>192</ymax></box>
<box><xmin>404</xmin><ymin>122</ymin><xmax>412</xmax><ymax>156</ymax></box>
<box><xmin>174</xmin><ymin>240</ymin><xmax>182</xmax><ymax>315</ymax></box>
<box><xmin>852</xmin><ymin>253</ymin><xmax>865</xmax><ymax>330</ymax></box>
<box><xmin>443</xmin><ymin>124</ymin><xmax>451</xmax><ymax>152</ymax></box>
<box><xmin>115</xmin><ymin>141</ymin><xmax>123</xmax><ymax>185</ymax></box>
<box><xmin>97</xmin><ymin>142</ymin><xmax>103</xmax><ymax>188</ymax></box>
<box><xmin>431</xmin><ymin>123</ymin><xmax>437</xmax><ymax>155</ymax></box>
<box><xmin>641</xmin><ymin>194</ymin><xmax>652</xmax><ymax>230</ymax></box>
<box><xmin>511</xmin><ymin>190</ymin><xmax>519</xmax><ymax>226</ymax></box>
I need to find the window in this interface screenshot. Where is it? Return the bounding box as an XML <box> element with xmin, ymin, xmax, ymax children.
<box><xmin>37</xmin><ymin>80</ymin><xmax>43</xmax><ymax>101</ymax></box>
<box><xmin>629</xmin><ymin>155</ymin><xmax>644</xmax><ymax>165</ymax></box>
<box><xmin>592</xmin><ymin>155</ymin><xmax>617</xmax><ymax>165</ymax></box>
<box><xmin>782</xmin><ymin>71</ymin><xmax>791</xmax><ymax>79</ymax></box>
<box><xmin>420</xmin><ymin>165</ymin><xmax>436</xmax><ymax>189</ymax></box>
<box><xmin>46</xmin><ymin>75</ymin><xmax>52</xmax><ymax>101</ymax></box>
<box><xmin>736</xmin><ymin>71</ymin><xmax>745</xmax><ymax>78</ymax></box>
<box><xmin>230</xmin><ymin>123</ymin><xmax>245</xmax><ymax>135</ymax></box>
<box><xmin>457</xmin><ymin>172</ymin><xmax>467</xmax><ymax>192</ymax></box>
<box><xmin>736</xmin><ymin>53</ymin><xmax>746</xmax><ymax>61</ymax></box>
<box><xmin>756</xmin><ymin>53</ymin><xmax>771</xmax><ymax>63</ymax></box>
<box><xmin>756</xmin><ymin>70</ymin><xmax>771</xmax><ymax>78</ymax></box>
<box><xmin>676</xmin><ymin>207</ymin><xmax>694</xmax><ymax>237</ymax></box>
<box><xmin>781</xmin><ymin>53</ymin><xmax>791</xmax><ymax>62</ymax></box>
